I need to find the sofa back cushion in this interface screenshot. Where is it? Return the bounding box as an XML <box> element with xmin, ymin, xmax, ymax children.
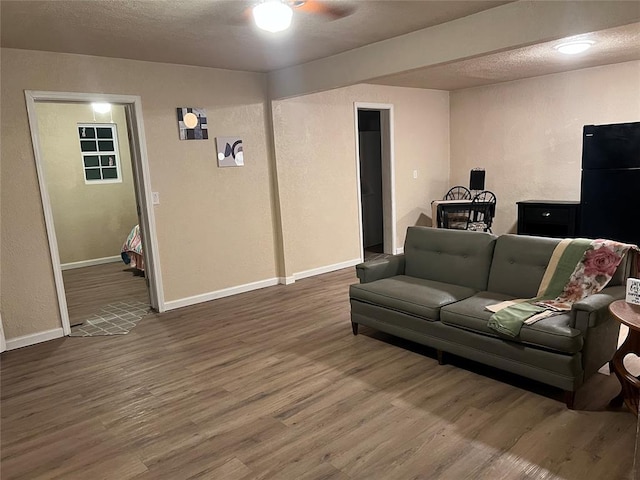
<box><xmin>404</xmin><ymin>227</ymin><xmax>497</xmax><ymax>291</ymax></box>
<box><xmin>488</xmin><ymin>235</ymin><xmax>560</xmax><ymax>298</ymax></box>
<box><xmin>488</xmin><ymin>234</ymin><xmax>631</xmax><ymax>298</ymax></box>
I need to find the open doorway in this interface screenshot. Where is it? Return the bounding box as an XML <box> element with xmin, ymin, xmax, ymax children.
<box><xmin>354</xmin><ymin>103</ymin><xmax>396</xmax><ymax>261</ymax></box>
<box><xmin>25</xmin><ymin>91</ymin><xmax>164</xmax><ymax>336</ymax></box>
<box><xmin>358</xmin><ymin>110</ymin><xmax>384</xmax><ymax>258</ymax></box>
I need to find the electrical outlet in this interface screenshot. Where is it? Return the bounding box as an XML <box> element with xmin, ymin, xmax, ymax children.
<box><xmin>413</xmin><ymin>170</ymin><xmax>418</xmax><ymax>179</ymax></box>
<box><xmin>152</xmin><ymin>192</ymin><xmax>160</xmax><ymax>205</ymax></box>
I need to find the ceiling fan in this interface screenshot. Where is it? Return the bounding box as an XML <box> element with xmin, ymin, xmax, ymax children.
<box><xmin>251</xmin><ymin>1</ymin><xmax>354</xmax><ymax>33</ymax></box>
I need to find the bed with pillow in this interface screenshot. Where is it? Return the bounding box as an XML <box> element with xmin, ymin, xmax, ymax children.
<box><xmin>121</xmin><ymin>224</ymin><xmax>144</xmax><ymax>271</ymax></box>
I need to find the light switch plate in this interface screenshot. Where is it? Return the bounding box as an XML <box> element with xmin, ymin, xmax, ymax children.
<box><xmin>626</xmin><ymin>278</ymin><xmax>640</xmax><ymax>305</ymax></box>
<box><xmin>152</xmin><ymin>192</ymin><xmax>160</xmax><ymax>205</ymax></box>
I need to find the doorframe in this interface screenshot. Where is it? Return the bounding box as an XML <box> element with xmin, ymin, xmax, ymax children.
<box><xmin>25</xmin><ymin>90</ymin><xmax>165</xmax><ymax>335</ymax></box>
<box><xmin>353</xmin><ymin>102</ymin><xmax>397</xmax><ymax>259</ymax></box>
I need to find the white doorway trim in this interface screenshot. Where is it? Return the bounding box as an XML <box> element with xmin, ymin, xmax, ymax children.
<box><xmin>353</xmin><ymin>102</ymin><xmax>397</xmax><ymax>260</ymax></box>
<box><xmin>25</xmin><ymin>90</ymin><xmax>165</xmax><ymax>336</ymax></box>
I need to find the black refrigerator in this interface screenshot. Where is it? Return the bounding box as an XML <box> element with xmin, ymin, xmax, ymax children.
<box><xmin>580</xmin><ymin>121</ymin><xmax>640</xmax><ymax>246</ymax></box>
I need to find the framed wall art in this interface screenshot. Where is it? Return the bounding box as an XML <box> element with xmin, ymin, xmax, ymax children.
<box><xmin>216</xmin><ymin>137</ymin><xmax>244</xmax><ymax>167</ymax></box>
<box><xmin>177</xmin><ymin>107</ymin><xmax>208</xmax><ymax>140</ymax></box>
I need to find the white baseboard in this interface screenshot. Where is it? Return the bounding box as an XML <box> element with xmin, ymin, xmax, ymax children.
<box><xmin>6</xmin><ymin>328</ymin><xmax>64</xmax><ymax>351</ymax></box>
<box><xmin>164</xmin><ymin>277</ymin><xmax>280</xmax><ymax>311</ymax></box>
<box><xmin>164</xmin><ymin>259</ymin><xmax>360</xmax><ymax>311</ymax></box>
<box><xmin>293</xmin><ymin>258</ymin><xmax>361</xmax><ymax>281</ymax></box>
<box><xmin>61</xmin><ymin>255</ymin><xmax>121</xmax><ymax>271</ymax></box>
<box><xmin>395</xmin><ymin>247</ymin><xmax>404</xmax><ymax>254</ymax></box>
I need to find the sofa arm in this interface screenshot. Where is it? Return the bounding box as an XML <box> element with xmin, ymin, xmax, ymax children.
<box><xmin>571</xmin><ymin>285</ymin><xmax>627</xmax><ymax>331</ymax></box>
<box><xmin>356</xmin><ymin>254</ymin><xmax>405</xmax><ymax>283</ymax></box>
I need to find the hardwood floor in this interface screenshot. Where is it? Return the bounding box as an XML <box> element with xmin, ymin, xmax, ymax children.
<box><xmin>62</xmin><ymin>262</ymin><xmax>149</xmax><ymax>326</ymax></box>
<box><xmin>1</xmin><ymin>268</ymin><xmax>637</xmax><ymax>479</ymax></box>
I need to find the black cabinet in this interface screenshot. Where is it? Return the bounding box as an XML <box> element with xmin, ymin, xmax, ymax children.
<box><xmin>517</xmin><ymin>200</ymin><xmax>580</xmax><ymax>238</ymax></box>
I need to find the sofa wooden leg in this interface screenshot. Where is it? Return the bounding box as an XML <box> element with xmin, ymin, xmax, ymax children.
<box><xmin>351</xmin><ymin>322</ymin><xmax>359</xmax><ymax>336</ymax></box>
<box><xmin>564</xmin><ymin>390</ymin><xmax>576</xmax><ymax>410</ymax></box>
<box><xmin>436</xmin><ymin>349</ymin><xmax>446</xmax><ymax>365</ymax></box>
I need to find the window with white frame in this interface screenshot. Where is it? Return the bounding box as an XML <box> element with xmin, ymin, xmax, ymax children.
<box><xmin>77</xmin><ymin>124</ymin><xmax>122</xmax><ymax>183</ymax></box>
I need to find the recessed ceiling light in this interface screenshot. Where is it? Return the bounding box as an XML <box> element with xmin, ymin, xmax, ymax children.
<box><xmin>554</xmin><ymin>40</ymin><xmax>595</xmax><ymax>55</ymax></box>
<box><xmin>253</xmin><ymin>1</ymin><xmax>293</xmax><ymax>33</ymax></box>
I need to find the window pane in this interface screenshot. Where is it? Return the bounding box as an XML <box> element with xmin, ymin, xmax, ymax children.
<box><xmin>78</xmin><ymin>127</ymin><xmax>95</xmax><ymax>139</ymax></box>
<box><xmin>96</xmin><ymin>127</ymin><xmax>113</xmax><ymax>139</ymax></box>
<box><xmin>100</xmin><ymin>155</ymin><xmax>116</xmax><ymax>167</ymax></box>
<box><xmin>85</xmin><ymin>168</ymin><xmax>102</xmax><ymax>181</ymax></box>
<box><xmin>81</xmin><ymin>140</ymin><xmax>97</xmax><ymax>152</ymax></box>
<box><xmin>98</xmin><ymin>140</ymin><xmax>114</xmax><ymax>151</ymax></box>
<box><xmin>84</xmin><ymin>155</ymin><xmax>99</xmax><ymax>167</ymax></box>
<box><xmin>102</xmin><ymin>168</ymin><xmax>118</xmax><ymax>179</ymax></box>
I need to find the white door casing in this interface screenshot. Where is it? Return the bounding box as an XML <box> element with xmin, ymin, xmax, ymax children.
<box><xmin>354</xmin><ymin>102</ymin><xmax>397</xmax><ymax>259</ymax></box>
<box><xmin>24</xmin><ymin>90</ymin><xmax>165</xmax><ymax>336</ymax></box>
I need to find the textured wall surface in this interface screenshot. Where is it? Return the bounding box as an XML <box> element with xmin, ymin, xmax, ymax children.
<box><xmin>272</xmin><ymin>84</ymin><xmax>450</xmax><ymax>275</ymax></box>
<box><xmin>1</xmin><ymin>51</ymin><xmax>60</xmax><ymax>338</ymax></box>
<box><xmin>35</xmin><ymin>103</ymin><xmax>138</xmax><ymax>264</ymax></box>
<box><xmin>0</xmin><ymin>48</ymin><xmax>278</xmax><ymax>339</ymax></box>
<box><xmin>6</xmin><ymin>46</ymin><xmax>635</xmax><ymax>344</ymax></box>
<box><xmin>450</xmin><ymin>60</ymin><xmax>640</xmax><ymax>235</ymax></box>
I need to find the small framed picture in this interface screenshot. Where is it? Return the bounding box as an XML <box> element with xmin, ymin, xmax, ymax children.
<box><xmin>216</xmin><ymin>137</ymin><xmax>244</xmax><ymax>167</ymax></box>
<box><xmin>177</xmin><ymin>107</ymin><xmax>208</xmax><ymax>140</ymax></box>
<box><xmin>627</xmin><ymin>278</ymin><xmax>640</xmax><ymax>305</ymax></box>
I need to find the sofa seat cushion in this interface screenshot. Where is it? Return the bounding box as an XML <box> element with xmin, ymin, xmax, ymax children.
<box><xmin>349</xmin><ymin>275</ymin><xmax>477</xmax><ymax>321</ymax></box>
<box><xmin>440</xmin><ymin>291</ymin><xmax>584</xmax><ymax>354</ymax></box>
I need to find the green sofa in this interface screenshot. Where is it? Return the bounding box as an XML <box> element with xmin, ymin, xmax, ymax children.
<box><xmin>350</xmin><ymin>227</ymin><xmax>631</xmax><ymax>408</ymax></box>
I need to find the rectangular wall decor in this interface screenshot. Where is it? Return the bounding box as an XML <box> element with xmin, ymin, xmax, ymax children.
<box><xmin>627</xmin><ymin>278</ymin><xmax>640</xmax><ymax>305</ymax></box>
<box><xmin>177</xmin><ymin>107</ymin><xmax>208</xmax><ymax>140</ymax></box>
<box><xmin>216</xmin><ymin>137</ymin><xmax>244</xmax><ymax>167</ymax></box>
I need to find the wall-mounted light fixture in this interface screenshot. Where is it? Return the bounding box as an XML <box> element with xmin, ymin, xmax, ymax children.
<box><xmin>92</xmin><ymin>102</ymin><xmax>112</xmax><ymax>114</ymax></box>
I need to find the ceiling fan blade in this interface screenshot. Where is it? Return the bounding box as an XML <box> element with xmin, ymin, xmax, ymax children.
<box><xmin>227</xmin><ymin>4</ymin><xmax>256</xmax><ymax>27</ymax></box>
<box><xmin>293</xmin><ymin>1</ymin><xmax>354</xmax><ymax>20</ymax></box>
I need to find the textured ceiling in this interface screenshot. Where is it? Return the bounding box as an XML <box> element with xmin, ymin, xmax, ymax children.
<box><xmin>367</xmin><ymin>22</ymin><xmax>640</xmax><ymax>90</ymax></box>
<box><xmin>2</xmin><ymin>1</ymin><xmax>638</xmax><ymax>91</ymax></box>
<box><xmin>0</xmin><ymin>0</ymin><xmax>509</xmax><ymax>72</ymax></box>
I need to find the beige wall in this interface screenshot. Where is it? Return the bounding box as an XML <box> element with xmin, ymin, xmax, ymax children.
<box><xmin>272</xmin><ymin>84</ymin><xmax>450</xmax><ymax>276</ymax></box>
<box><xmin>6</xmin><ymin>45</ymin><xmax>636</xmax><ymax>345</ymax></box>
<box><xmin>1</xmin><ymin>48</ymin><xmax>278</xmax><ymax>339</ymax></box>
<box><xmin>34</xmin><ymin>103</ymin><xmax>138</xmax><ymax>264</ymax></box>
<box><xmin>450</xmin><ymin>60</ymin><xmax>640</xmax><ymax>235</ymax></box>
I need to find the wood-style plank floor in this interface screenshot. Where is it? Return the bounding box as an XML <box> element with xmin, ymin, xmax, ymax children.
<box><xmin>1</xmin><ymin>268</ymin><xmax>637</xmax><ymax>479</ymax></box>
<box><xmin>62</xmin><ymin>262</ymin><xmax>149</xmax><ymax>326</ymax></box>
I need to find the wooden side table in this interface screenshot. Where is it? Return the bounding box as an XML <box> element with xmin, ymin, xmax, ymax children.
<box><xmin>609</xmin><ymin>300</ymin><xmax>640</xmax><ymax>415</ymax></box>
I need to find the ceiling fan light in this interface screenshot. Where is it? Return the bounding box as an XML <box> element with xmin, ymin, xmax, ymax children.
<box><xmin>554</xmin><ymin>40</ymin><xmax>595</xmax><ymax>55</ymax></box>
<box><xmin>253</xmin><ymin>1</ymin><xmax>293</xmax><ymax>33</ymax></box>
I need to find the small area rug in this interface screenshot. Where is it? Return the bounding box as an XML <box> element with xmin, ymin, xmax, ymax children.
<box><xmin>69</xmin><ymin>300</ymin><xmax>150</xmax><ymax>337</ymax></box>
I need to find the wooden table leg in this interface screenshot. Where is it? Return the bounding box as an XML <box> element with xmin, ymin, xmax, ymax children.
<box><xmin>635</xmin><ymin>412</ymin><xmax>640</xmax><ymax>479</ymax></box>
<box><xmin>609</xmin><ymin>360</ymin><xmax>626</xmax><ymax>408</ymax></box>
<box><xmin>609</xmin><ymin>329</ymin><xmax>640</xmax><ymax>415</ymax></box>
